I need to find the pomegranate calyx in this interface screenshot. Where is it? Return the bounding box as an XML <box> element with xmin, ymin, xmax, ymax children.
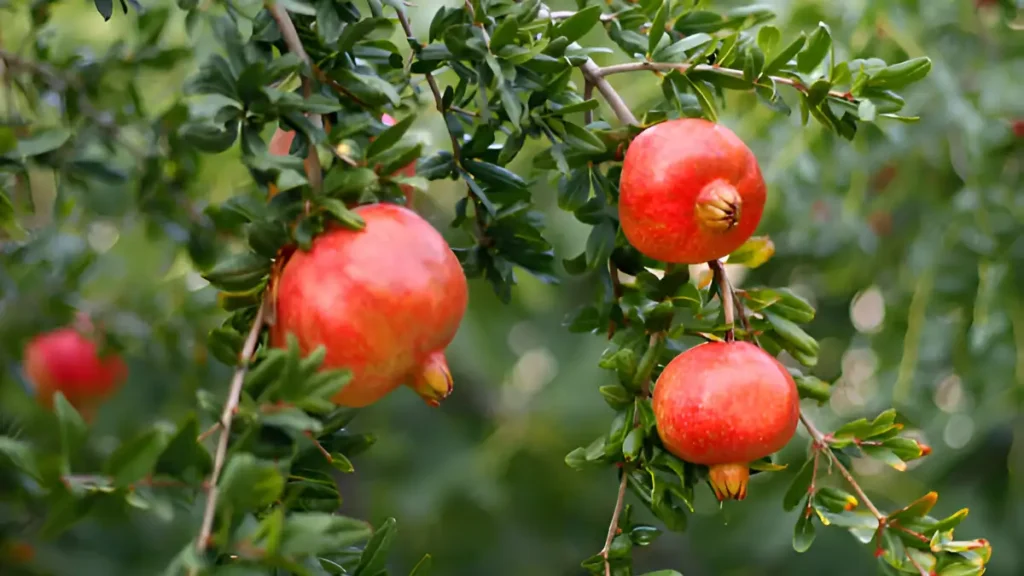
<box><xmin>694</xmin><ymin>180</ymin><xmax>742</xmax><ymax>232</ymax></box>
<box><xmin>708</xmin><ymin>462</ymin><xmax>750</xmax><ymax>501</ymax></box>
<box><xmin>410</xmin><ymin>351</ymin><xmax>453</xmax><ymax>407</ymax></box>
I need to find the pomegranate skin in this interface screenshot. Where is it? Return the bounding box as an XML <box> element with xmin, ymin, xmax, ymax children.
<box><xmin>619</xmin><ymin>118</ymin><xmax>767</xmax><ymax>264</ymax></box>
<box><xmin>23</xmin><ymin>327</ymin><xmax>128</xmax><ymax>412</ymax></box>
<box><xmin>652</xmin><ymin>340</ymin><xmax>799</xmax><ymax>500</ymax></box>
<box><xmin>270</xmin><ymin>203</ymin><xmax>468</xmax><ymax>408</ymax></box>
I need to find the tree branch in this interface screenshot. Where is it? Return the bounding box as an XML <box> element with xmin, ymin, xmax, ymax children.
<box><xmin>395</xmin><ymin>11</ymin><xmax>461</xmax><ymax>158</ymax></box>
<box><xmin>268</xmin><ymin>2</ymin><xmax>323</xmax><ymax>193</ymax></box>
<box><xmin>195</xmin><ymin>301</ymin><xmax>267</xmax><ymax>556</ymax></box>
<box><xmin>798</xmin><ymin>413</ymin><xmax>886</xmax><ymax>521</ymax></box>
<box><xmin>595</xmin><ymin>61</ymin><xmax>856</xmax><ymax>102</ymax></box>
<box><xmin>600</xmin><ymin>471</ymin><xmax>629</xmax><ymax>576</ymax></box>
<box><xmin>708</xmin><ymin>260</ymin><xmax>735</xmax><ymax>342</ymax></box>
<box><xmin>580</xmin><ymin>59</ymin><xmax>639</xmax><ymax>126</ymax></box>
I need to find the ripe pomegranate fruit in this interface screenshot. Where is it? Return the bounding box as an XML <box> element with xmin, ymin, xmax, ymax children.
<box><xmin>22</xmin><ymin>321</ymin><xmax>128</xmax><ymax>416</ymax></box>
<box><xmin>270</xmin><ymin>203</ymin><xmax>467</xmax><ymax>408</ymax></box>
<box><xmin>618</xmin><ymin>118</ymin><xmax>767</xmax><ymax>264</ymax></box>
<box><xmin>652</xmin><ymin>340</ymin><xmax>799</xmax><ymax>501</ymax></box>
<box><xmin>269</xmin><ymin>114</ymin><xmax>417</xmax><ymax>204</ymax></box>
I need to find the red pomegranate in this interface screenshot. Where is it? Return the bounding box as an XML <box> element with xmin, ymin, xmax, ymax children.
<box><xmin>270</xmin><ymin>203</ymin><xmax>468</xmax><ymax>407</ymax></box>
<box><xmin>618</xmin><ymin>118</ymin><xmax>767</xmax><ymax>264</ymax></box>
<box><xmin>652</xmin><ymin>341</ymin><xmax>799</xmax><ymax>500</ymax></box>
<box><xmin>23</xmin><ymin>321</ymin><xmax>128</xmax><ymax>417</ymax></box>
<box><xmin>269</xmin><ymin>114</ymin><xmax>417</xmax><ymax>204</ymax></box>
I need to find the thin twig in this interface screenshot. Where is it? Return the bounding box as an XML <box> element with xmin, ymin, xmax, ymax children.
<box><xmin>195</xmin><ymin>302</ymin><xmax>267</xmax><ymax>556</ymax></box>
<box><xmin>580</xmin><ymin>59</ymin><xmax>639</xmax><ymax>126</ymax></box>
<box><xmin>395</xmin><ymin>11</ymin><xmax>461</xmax><ymax>157</ymax></box>
<box><xmin>268</xmin><ymin>2</ymin><xmax>323</xmax><ymax>193</ymax></box>
<box><xmin>595</xmin><ymin>61</ymin><xmax>856</xmax><ymax>102</ymax></box>
<box><xmin>799</xmin><ymin>414</ymin><xmax>885</xmax><ymax>521</ymax></box>
<box><xmin>463</xmin><ymin>0</ymin><xmax>491</xmax><ymax>46</ymax></box>
<box><xmin>583</xmin><ymin>80</ymin><xmax>595</xmax><ymax>125</ymax></box>
<box><xmin>599</xmin><ymin>471</ymin><xmax>629</xmax><ymax>576</ymax></box>
<box><xmin>539</xmin><ymin>9</ymin><xmax>618</xmax><ymax>22</ymax></box>
<box><xmin>904</xmin><ymin>549</ymin><xmax>930</xmax><ymax>576</ymax></box>
<box><xmin>708</xmin><ymin>260</ymin><xmax>735</xmax><ymax>342</ymax></box>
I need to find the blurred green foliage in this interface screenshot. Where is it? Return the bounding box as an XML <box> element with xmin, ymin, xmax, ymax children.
<box><xmin>0</xmin><ymin>0</ymin><xmax>1022</xmax><ymax>575</ymax></box>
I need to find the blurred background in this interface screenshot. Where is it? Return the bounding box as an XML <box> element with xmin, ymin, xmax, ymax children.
<box><xmin>1</xmin><ymin>0</ymin><xmax>1022</xmax><ymax>575</ymax></box>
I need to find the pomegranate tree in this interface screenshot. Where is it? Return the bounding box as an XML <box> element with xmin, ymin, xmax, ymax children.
<box><xmin>652</xmin><ymin>341</ymin><xmax>800</xmax><ymax>500</ymax></box>
<box><xmin>618</xmin><ymin>118</ymin><xmax>766</xmax><ymax>264</ymax></box>
<box><xmin>0</xmin><ymin>1</ymin><xmax>997</xmax><ymax>575</ymax></box>
<box><xmin>270</xmin><ymin>203</ymin><xmax>468</xmax><ymax>407</ymax></box>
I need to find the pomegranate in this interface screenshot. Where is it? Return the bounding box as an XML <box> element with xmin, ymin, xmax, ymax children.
<box><xmin>270</xmin><ymin>203</ymin><xmax>467</xmax><ymax>407</ymax></box>
<box><xmin>652</xmin><ymin>340</ymin><xmax>799</xmax><ymax>500</ymax></box>
<box><xmin>269</xmin><ymin>114</ymin><xmax>417</xmax><ymax>205</ymax></box>
<box><xmin>23</xmin><ymin>321</ymin><xmax>128</xmax><ymax>416</ymax></box>
<box><xmin>618</xmin><ymin>118</ymin><xmax>767</xmax><ymax>264</ymax></box>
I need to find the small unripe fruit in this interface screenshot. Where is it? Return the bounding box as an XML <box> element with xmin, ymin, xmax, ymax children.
<box><xmin>23</xmin><ymin>324</ymin><xmax>128</xmax><ymax>415</ymax></box>
<box><xmin>271</xmin><ymin>203</ymin><xmax>468</xmax><ymax>408</ymax></box>
<box><xmin>619</xmin><ymin>118</ymin><xmax>767</xmax><ymax>264</ymax></box>
<box><xmin>652</xmin><ymin>341</ymin><xmax>799</xmax><ymax>501</ymax></box>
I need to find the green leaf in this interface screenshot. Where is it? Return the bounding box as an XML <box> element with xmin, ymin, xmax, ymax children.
<box><xmin>793</xmin><ymin>507</ymin><xmax>816</xmax><ymax>553</ymax></box>
<box><xmin>858</xmin><ymin>99</ymin><xmax>877</xmax><ymax>122</ymax></box>
<box><xmin>889</xmin><ymin>492</ymin><xmax>939</xmax><ymax>523</ymax></box>
<box><xmin>262</xmin><ymin>407</ymin><xmax>324</xmax><ymax>435</ymax></box>
<box><xmin>681</xmin><ymin>75</ymin><xmax>717</xmax><ymax>122</ymax></box>
<box><xmin>279</xmin><ymin>512</ymin><xmax>373</xmax><ymax>556</ymax></box>
<box><xmin>554</xmin><ymin>5</ymin><xmax>602</xmax><ymax>43</ymax></box>
<box><xmin>202</xmin><ymin>252</ymin><xmax>272</xmax><ymax>292</ymax></box>
<box><xmin>318</xmin><ymin>198</ymin><xmax>367</xmax><ymax>231</ymax></box>
<box><xmin>728</xmin><ymin>236</ymin><xmax>775</xmax><ymax>268</ymax></box>
<box><xmin>104</xmin><ymin>427</ymin><xmax>171</xmax><ymax>487</ymax></box>
<box><xmin>6</xmin><ymin>128</ymin><xmax>72</xmax><ymax>158</ymax></box>
<box><xmin>867</xmin><ymin>57</ymin><xmax>933</xmax><ymax>89</ymax></box>
<box><xmin>408</xmin><ymin>554</ymin><xmax>433</xmax><ymax>575</ymax></box>
<box><xmin>797</xmin><ymin>22</ymin><xmax>832</xmax><ymax>74</ymax></box>
<box><xmin>155</xmin><ymin>415</ymin><xmax>212</xmax><ymax>479</ymax></box>
<box><xmin>599</xmin><ymin>384</ymin><xmax>633</xmax><ymax>409</ymax></box>
<box><xmin>562</xmin><ymin>121</ymin><xmax>606</xmax><ymax>154</ymax></box>
<box><xmin>622</xmin><ymin>427</ymin><xmax>644</xmax><ymax>462</ymax></box>
<box><xmin>794</xmin><ymin>373</ymin><xmax>832</xmax><ymax>404</ymax></box>
<box><xmin>0</xmin><ymin>436</ymin><xmax>41</xmax><ymax>481</ymax></box>
<box><xmin>490</xmin><ymin>18</ymin><xmax>519</xmax><ymax>52</ymax></box>
<box><xmin>782</xmin><ymin>457</ymin><xmax>814</xmax><ymax>511</ymax></box>
<box><xmin>54</xmin><ymin>393</ymin><xmax>87</xmax><ymax>470</ymax></box>
<box><xmin>757</xmin><ymin>25</ymin><xmax>781</xmax><ymax>55</ymax></box>
<box><xmin>323</xmin><ymin>167</ymin><xmax>379</xmax><ymax>197</ymax></box>
<box><xmin>764</xmin><ymin>33</ymin><xmax>806</xmax><ymax>74</ymax></box>
<box><xmin>218</xmin><ymin>454</ymin><xmax>286</xmax><ymax>511</ymax></box>
<box><xmin>648</xmin><ymin>1</ymin><xmax>668</xmax><ymax>56</ymax></box>
<box><xmin>462</xmin><ymin>159</ymin><xmax>528</xmax><ymax>190</ymax></box>
<box><xmin>586</xmin><ymin>221</ymin><xmax>617</xmax><ymax>270</ymax></box>
<box><xmin>368</xmin><ymin>114</ymin><xmax>415</xmax><ymax>158</ymax></box>
<box><xmin>353</xmin><ymin>517</ymin><xmax>397</xmax><ymax>576</ymax></box>
<box><xmin>179</xmin><ymin>120</ymin><xmax>240</xmax><ymax>154</ymax></box>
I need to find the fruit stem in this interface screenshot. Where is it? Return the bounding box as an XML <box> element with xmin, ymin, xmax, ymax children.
<box><xmin>708</xmin><ymin>259</ymin><xmax>735</xmax><ymax>342</ymax></box>
<box><xmin>799</xmin><ymin>413</ymin><xmax>886</xmax><ymax>521</ymax></box>
<box><xmin>695</xmin><ymin>180</ymin><xmax>742</xmax><ymax>232</ymax></box>
<box><xmin>194</xmin><ymin>300</ymin><xmax>267</xmax><ymax>562</ymax></box>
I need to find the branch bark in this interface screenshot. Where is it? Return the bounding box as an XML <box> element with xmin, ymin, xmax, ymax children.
<box><xmin>194</xmin><ymin>301</ymin><xmax>267</xmax><ymax>555</ymax></box>
<box><xmin>580</xmin><ymin>59</ymin><xmax>639</xmax><ymax>126</ymax></box>
<box><xmin>595</xmin><ymin>61</ymin><xmax>856</xmax><ymax>102</ymax></box>
<box><xmin>268</xmin><ymin>2</ymin><xmax>323</xmax><ymax>192</ymax></box>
